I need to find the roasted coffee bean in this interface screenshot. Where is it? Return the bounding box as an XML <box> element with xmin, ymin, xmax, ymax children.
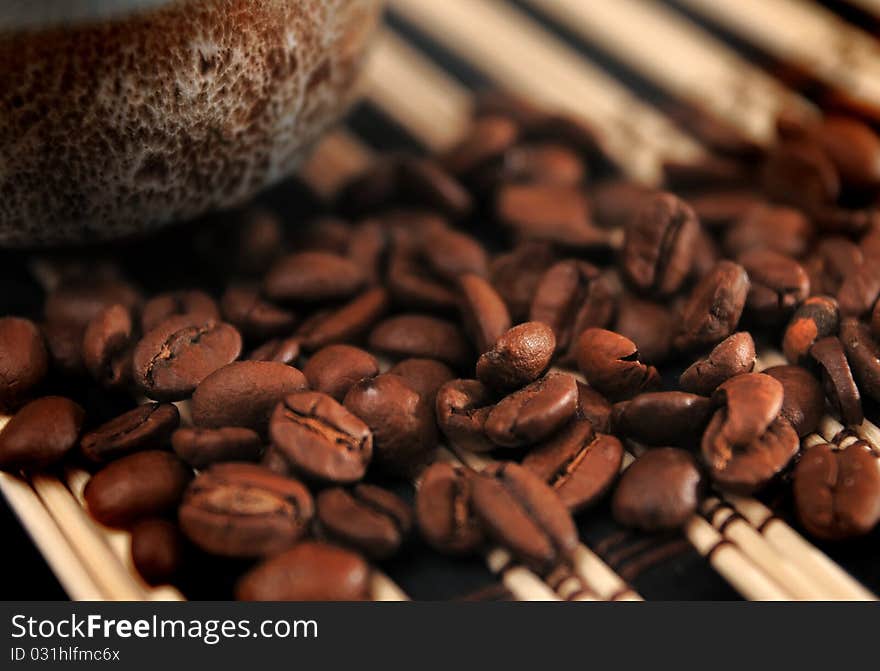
<box><xmin>442</xmin><ymin>115</ymin><xmax>520</xmax><ymax>176</ymax></box>
<box><xmin>0</xmin><ymin>397</ymin><xmax>84</xmax><ymax>471</ymax></box>
<box><xmin>344</xmin><ymin>374</ymin><xmax>436</xmax><ymax>477</ymax></box>
<box><xmin>236</xmin><ymin>541</ymin><xmax>370</xmax><ymax>601</ymax></box>
<box><xmin>233</xmin><ymin>208</ymin><xmax>285</xmax><ymax>275</ymax></box>
<box><xmin>679</xmin><ymin>332</ymin><xmax>756</xmax><ymax>395</ymax></box>
<box><xmin>613</xmin><ymin>392</ymin><xmax>713</xmax><ymax>447</ymax></box>
<box><xmin>298</xmin><ymin>287</ymin><xmax>389</xmax><ymax>351</ymax></box>
<box><xmin>435</xmin><ymin>379</ymin><xmax>496</xmax><ymax>453</ymax></box>
<box><xmin>590</xmin><ymin>179</ymin><xmax>654</xmax><ymax>229</ymax></box>
<box><xmin>840</xmin><ymin>318</ymin><xmax>880</xmax><ymax>403</ymax></box>
<box><xmin>131</xmin><ymin>518</ymin><xmax>185</xmax><ymax>586</ymax></box>
<box><xmin>762</xmin><ymin>141</ymin><xmax>840</xmax><ymax>210</ymax></box>
<box><xmin>179</xmin><ymin>463</ymin><xmax>312</xmax><ymax>558</ymax></box>
<box><xmin>496</xmin><ymin>183</ymin><xmax>608</xmax><ymax>248</ymax></box>
<box><xmin>723</xmin><ymin>205</ymin><xmax>812</xmax><ymax>259</ymax></box>
<box><xmin>421</xmin><ymin>226</ymin><xmax>489</xmax><ymax>281</ymax></box>
<box><xmin>270</xmin><ymin>390</ymin><xmax>372</xmax><ymax>483</ymax></box>
<box><xmin>263</xmin><ymin>251</ymin><xmax>365</xmax><ymax>303</ymax></box>
<box><xmin>303</xmin><ymin>345</ymin><xmax>378</xmax><ymax>402</ymax></box>
<box><xmin>40</xmin><ymin>320</ymin><xmax>85</xmax><ymax>377</ymax></box>
<box><xmin>738</xmin><ymin>249</ymin><xmax>810</xmax><ymax>321</ymax></box>
<box><xmin>85</xmin><ymin>451</ymin><xmax>192</xmax><ymax>528</ymax></box>
<box><xmin>247</xmin><ymin>336</ymin><xmax>302</xmax><ymax>365</ymax></box>
<box><xmin>612</xmin><ymin>448</ymin><xmax>704</xmax><ymax>531</ymax></box>
<box><xmin>191</xmin><ymin>361</ymin><xmax>307</xmax><ymax>434</ymax></box>
<box><xmin>387</xmin><ymin>230</ymin><xmax>459</xmax><ymax>311</ymax></box>
<box><xmin>810</xmin><ymin>336</ymin><xmax>863</xmax><ymax>426</ymax></box>
<box><xmin>490</xmin><ymin>241</ymin><xmax>557</xmax><ymax>322</ymax></box>
<box><xmin>816</xmin><ymin>116</ymin><xmax>880</xmax><ymax>187</ymax></box>
<box><xmin>220</xmin><ymin>285</ymin><xmax>297</xmax><ymax>341</ymax></box>
<box><xmin>522</xmin><ymin>419</ymin><xmax>622</xmax><ymax>512</ymax></box>
<box><xmin>693</xmin><ymin>228</ymin><xmax>722</xmax><ymax>280</ymax></box>
<box><xmin>622</xmin><ymin>192</ymin><xmax>699</xmax><ymax>296</ymax></box>
<box><xmin>575</xmin><ymin>328</ymin><xmax>661</xmax><ymax>402</ymax></box>
<box><xmin>368</xmin><ymin>314</ymin><xmax>470</xmax><ymax>368</ymax></box>
<box><xmin>613</xmin><ymin>294</ymin><xmax>674</xmax><ymax>364</ymax></box>
<box><xmin>141</xmin><ymin>290</ymin><xmax>219</xmax><ymax>334</ymax></box>
<box><xmin>837</xmin><ymin>261</ymin><xmax>880</xmax><ymax>318</ymax></box>
<box><xmin>674</xmin><ymin>261</ymin><xmax>750</xmax><ymax>352</ymax></box>
<box><xmin>530</xmin><ymin>260</ymin><xmax>615</xmax><ymax>354</ymax></box>
<box><xmin>300</xmin><ymin>216</ymin><xmax>352</xmax><ymax>254</ymax></box>
<box><xmin>576</xmin><ymin>382</ymin><xmax>612</xmax><ymax>433</ymax></box>
<box><xmin>501</xmin><ymin>143</ymin><xmax>586</xmax><ymax>187</ymax></box>
<box><xmin>0</xmin><ymin>317</ymin><xmax>48</xmax><ymax>408</ymax></box>
<box><xmin>416</xmin><ymin>462</ymin><xmax>484</xmax><ymax>555</ymax></box>
<box><xmin>81</xmin><ymin>403</ymin><xmax>179</xmax><ymax>463</ymax></box>
<box><xmin>347</xmin><ymin>219</ymin><xmax>387</xmax><ymax>286</ymax></box>
<box><xmin>171</xmin><ymin>427</ymin><xmax>263</xmax><ymax>469</ymax></box>
<box><xmin>316</xmin><ymin>484</ymin><xmax>412</xmax><ymax>559</ymax></box>
<box><xmin>663</xmin><ymin>154</ymin><xmax>749</xmax><ymax>190</ymax></box>
<box><xmin>686</xmin><ymin>190</ymin><xmax>766</xmax><ymax>229</ymax></box>
<box><xmin>711</xmin><ymin>373</ymin><xmax>784</xmax><ymax>444</ymax></box>
<box><xmin>81</xmin><ymin>304</ymin><xmax>134</xmax><ymax>389</ymax></box>
<box><xmin>484</xmin><ymin>372</ymin><xmax>578</xmax><ymax>448</ymax></box>
<box><xmin>794</xmin><ymin>442</ymin><xmax>880</xmax><ymax>540</ymax></box>
<box><xmin>133</xmin><ymin>315</ymin><xmax>242</xmax><ymax>401</ymax></box>
<box><xmin>783</xmin><ymin>296</ymin><xmax>840</xmax><ymax>364</ymax></box>
<box><xmin>476</xmin><ymin>322</ymin><xmax>555</xmax><ymax>391</ymax></box>
<box><xmin>873</xmin><ymin>299</ymin><xmax>880</xmax><ymax>341</ymax></box>
<box><xmin>808</xmin><ymin>237</ymin><xmax>863</xmax><ymax>295</ymax></box>
<box><xmin>458</xmin><ymin>273</ymin><xmax>511</xmax><ymax>355</ymax></box>
<box><xmin>44</xmin><ymin>279</ymin><xmax>142</xmax><ymax>330</ymax></box>
<box><xmin>470</xmin><ymin>462</ymin><xmax>578</xmax><ymax>572</ymax></box>
<box><xmin>397</xmin><ymin>156</ymin><xmax>473</xmax><ymax>219</ymax></box>
<box><xmin>388</xmin><ymin>358</ymin><xmax>455</xmax><ymax>407</ymax></box>
<box><xmin>763</xmin><ymin>365</ymin><xmax>826</xmax><ymax>438</ymax></box>
<box><xmin>260</xmin><ymin>445</ymin><xmax>291</xmax><ymax>476</ymax></box>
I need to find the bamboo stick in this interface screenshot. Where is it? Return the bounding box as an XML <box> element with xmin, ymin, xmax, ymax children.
<box><xmin>370</xmin><ymin>571</ymin><xmax>411</xmax><ymax>601</ymax></box>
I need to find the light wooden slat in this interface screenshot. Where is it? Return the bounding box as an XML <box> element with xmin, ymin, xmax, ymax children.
<box><xmin>363</xmin><ymin>31</ymin><xmax>472</xmax><ymax>152</ymax></box>
<box><xmin>389</xmin><ymin>0</ymin><xmax>703</xmax><ymax>183</ymax></box>
<box><xmin>678</xmin><ymin>0</ymin><xmax>880</xmax><ymax>113</ymax></box>
<box><xmin>524</xmin><ymin>0</ymin><xmax>817</xmax><ymax>144</ymax></box>
<box><xmin>846</xmin><ymin>0</ymin><xmax>880</xmax><ymax>17</ymax></box>
<box><xmin>370</xmin><ymin>571</ymin><xmax>411</xmax><ymax>601</ymax></box>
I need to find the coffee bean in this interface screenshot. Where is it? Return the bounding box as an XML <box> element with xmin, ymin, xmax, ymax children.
<box><xmin>0</xmin><ymin>397</ymin><xmax>84</xmax><ymax>471</ymax></box>
<box><xmin>836</xmin><ymin>261</ymin><xmax>880</xmax><ymax>318</ymax></box>
<box><xmin>763</xmin><ymin>365</ymin><xmax>826</xmax><ymax>438</ymax></box>
<box><xmin>816</xmin><ymin>116</ymin><xmax>880</xmax><ymax>187</ymax></box>
<box><xmin>388</xmin><ymin>358</ymin><xmax>455</xmax><ymax>407</ymax></box>
<box><xmin>0</xmin><ymin>317</ymin><xmax>48</xmax><ymax>409</ymax></box>
<box><xmin>523</xmin><ymin>419</ymin><xmax>622</xmax><ymax>512</ymax></box>
<box><xmin>316</xmin><ymin>484</ymin><xmax>412</xmax><ymax>559</ymax></box>
<box><xmin>723</xmin><ymin>205</ymin><xmax>812</xmax><ymax>259</ymax></box>
<box><xmin>179</xmin><ymin>463</ymin><xmax>312</xmax><ymax>558</ymax></box>
<box><xmin>348</xmin><ymin>219</ymin><xmax>387</xmax><ymax>286</ymax></box>
<box><xmin>782</xmin><ymin>296</ymin><xmax>840</xmax><ymax>364</ymax></box>
<box><xmin>591</xmin><ymin>180</ymin><xmax>655</xmax><ymax>229</ymax></box>
<box><xmin>131</xmin><ymin>518</ymin><xmax>185</xmax><ymax>586</ymax></box>
<box><xmin>612</xmin><ymin>448</ymin><xmax>704</xmax><ymax>531</ymax></box>
<box><xmin>237</xmin><ymin>541</ymin><xmax>370</xmax><ymax>601</ymax></box>
<box><xmin>416</xmin><ymin>462</ymin><xmax>485</xmax><ymax>555</ymax></box>
<box><xmin>840</xmin><ymin>318</ymin><xmax>880</xmax><ymax>404</ymax></box>
<box><xmin>141</xmin><ymin>290</ymin><xmax>219</xmax><ymax>334</ymax></box>
<box><xmin>264</xmin><ymin>251</ymin><xmax>365</xmax><ymax>303</ymax></box>
<box><xmin>247</xmin><ymin>336</ymin><xmax>302</xmax><ymax>365</ymax></box>
<box><xmin>575</xmin><ymin>328</ymin><xmax>661</xmax><ymax>402</ymax></box>
<box><xmin>397</xmin><ymin>156</ymin><xmax>473</xmax><ymax>219</ymax></box>
<box><xmin>40</xmin><ymin>320</ymin><xmax>85</xmax><ymax>377</ymax></box>
<box><xmin>81</xmin><ymin>304</ymin><xmax>134</xmax><ymax>389</ymax></box>
<box><xmin>171</xmin><ymin>427</ymin><xmax>263</xmax><ymax>469</ymax></box>
<box><xmin>301</xmin><ymin>216</ymin><xmax>353</xmax><ymax>253</ymax></box>
<box><xmin>80</xmin><ymin>402</ymin><xmax>179</xmax><ymax>463</ymax></box>
<box><xmin>368</xmin><ymin>314</ymin><xmax>470</xmax><ymax>368</ymax></box>
<box><xmin>442</xmin><ymin>115</ymin><xmax>520</xmax><ymax>177</ymax></box>
<box><xmin>458</xmin><ymin>273</ymin><xmax>511</xmax><ymax>355</ymax></box>
<box><xmin>872</xmin><ymin>299</ymin><xmax>880</xmax><ymax>341</ymax></box>
<box><xmin>387</xmin><ymin>229</ymin><xmax>459</xmax><ymax>311</ymax></box>
<box><xmin>133</xmin><ymin>315</ymin><xmax>242</xmax><ymax>401</ymax></box>
<box><xmin>738</xmin><ymin>249</ymin><xmax>810</xmax><ymax>321</ymax></box>
<box><xmin>344</xmin><ymin>374</ymin><xmax>436</xmax><ymax>477</ymax></box>
<box><xmin>298</xmin><ymin>287</ymin><xmax>389</xmax><ymax>351</ymax></box>
<box><xmin>530</xmin><ymin>260</ymin><xmax>615</xmax><ymax>354</ymax></box>
<box><xmin>622</xmin><ymin>192</ymin><xmax>699</xmax><ymax>296</ymax></box>
<box><xmin>576</xmin><ymin>382</ymin><xmax>612</xmax><ymax>433</ymax></box>
<box><xmin>712</xmin><ymin>373</ymin><xmax>784</xmax><ymax>443</ymax></box>
<box><xmin>476</xmin><ymin>322</ymin><xmax>555</xmax><ymax>391</ymax></box>
<box><xmin>674</xmin><ymin>261</ymin><xmax>749</xmax><ymax>352</ymax></box>
<box><xmin>435</xmin><ymin>379</ymin><xmax>496</xmax><ymax>453</ymax></box>
<box><xmin>490</xmin><ymin>241</ymin><xmax>557</xmax><ymax>322</ymax></box>
<box><xmin>269</xmin><ymin>391</ymin><xmax>372</xmax><ymax>483</ymax></box>
<box><xmin>679</xmin><ymin>332</ymin><xmax>756</xmax><ymax>395</ymax></box>
<box><xmin>85</xmin><ymin>451</ymin><xmax>192</xmax><ymax>528</ymax></box>
<box><xmin>613</xmin><ymin>294</ymin><xmax>674</xmax><ymax>364</ymax></box>
<box><xmin>44</xmin><ymin>279</ymin><xmax>142</xmax><ymax>330</ymax></box>
<box><xmin>794</xmin><ymin>442</ymin><xmax>880</xmax><ymax>540</ymax></box>
<box><xmin>808</xmin><ymin>237</ymin><xmax>863</xmax><ymax>295</ymax></box>
<box><xmin>471</xmin><ymin>461</ymin><xmax>578</xmax><ymax>572</ymax></box>
<box><xmin>191</xmin><ymin>361</ymin><xmax>307</xmax><ymax>435</ymax></box>
<box><xmin>485</xmin><ymin>372</ymin><xmax>578</xmax><ymax>448</ymax></box>
<box><xmin>687</xmin><ymin>190</ymin><xmax>766</xmax><ymax>229</ymax></box>
<box><xmin>501</xmin><ymin>143</ymin><xmax>586</xmax><ymax>187</ymax></box>
<box><xmin>302</xmin><ymin>345</ymin><xmax>378</xmax><ymax>402</ymax></box>
<box><xmin>810</xmin><ymin>336</ymin><xmax>863</xmax><ymax>426</ymax></box>
<box><xmin>234</xmin><ymin>208</ymin><xmax>285</xmax><ymax>275</ymax></box>
<box><xmin>421</xmin><ymin>226</ymin><xmax>489</xmax><ymax>282</ymax></box>
<box><xmin>761</xmin><ymin>141</ymin><xmax>840</xmax><ymax>211</ymax></box>
<box><xmin>613</xmin><ymin>392</ymin><xmax>713</xmax><ymax>447</ymax></box>
<box><xmin>220</xmin><ymin>284</ymin><xmax>297</xmax><ymax>341</ymax></box>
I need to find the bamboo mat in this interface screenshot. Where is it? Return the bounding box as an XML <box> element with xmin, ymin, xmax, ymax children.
<box><xmin>2</xmin><ymin>0</ymin><xmax>880</xmax><ymax>601</ymax></box>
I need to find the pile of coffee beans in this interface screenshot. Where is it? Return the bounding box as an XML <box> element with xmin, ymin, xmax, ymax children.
<box><xmin>2</xmin><ymin>91</ymin><xmax>880</xmax><ymax>600</ymax></box>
